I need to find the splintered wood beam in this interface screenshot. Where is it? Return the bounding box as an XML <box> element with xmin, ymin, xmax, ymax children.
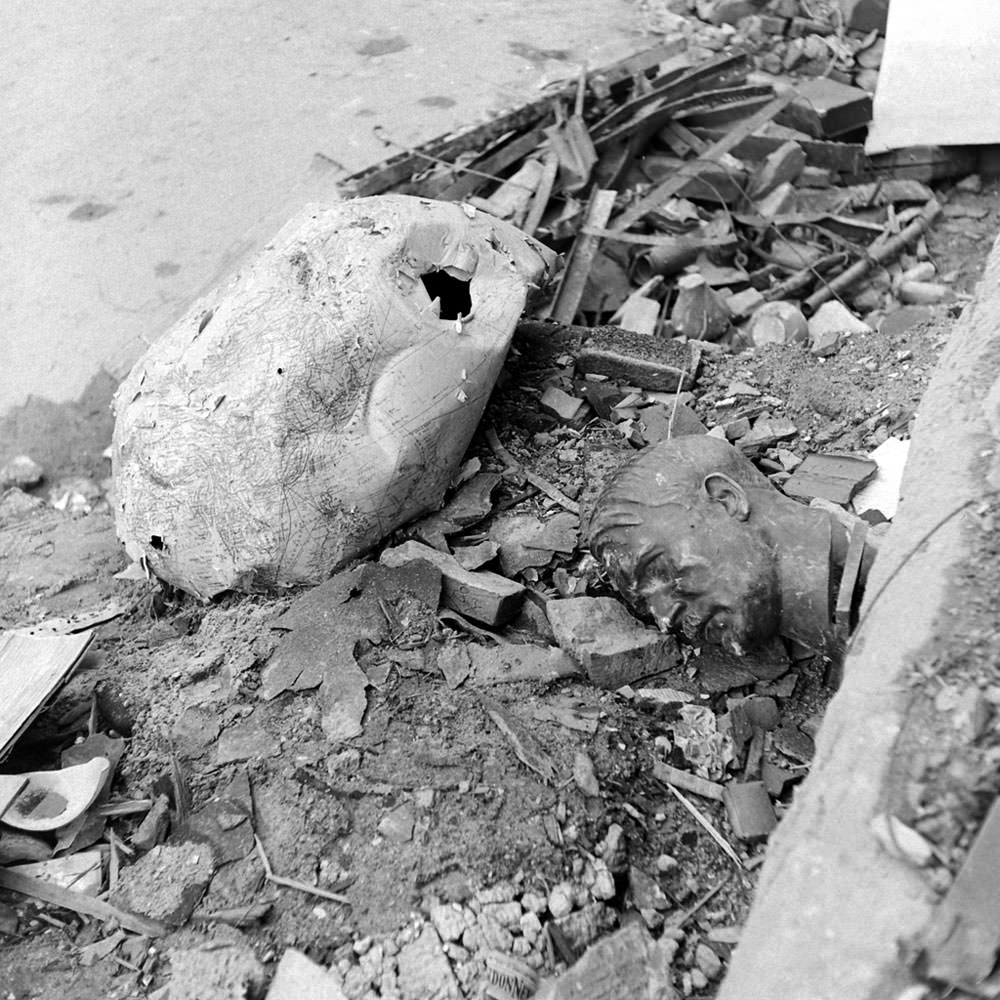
<box><xmin>549</xmin><ymin>188</ymin><xmax>617</xmax><ymax>324</ymax></box>
<box><xmin>522</xmin><ymin>150</ymin><xmax>560</xmax><ymax>236</ymax></box>
<box><xmin>610</xmin><ymin>92</ymin><xmax>796</xmax><ymax>232</ymax></box>
<box><xmin>340</xmin><ymin>40</ymin><xmax>684</xmax><ymax>198</ymax></box>
<box><xmin>836</xmin><ymin>519</ymin><xmax>869</xmax><ymax>628</ymax></box>
<box><xmin>428</xmin><ymin>127</ymin><xmax>548</xmax><ymax>202</ymax></box>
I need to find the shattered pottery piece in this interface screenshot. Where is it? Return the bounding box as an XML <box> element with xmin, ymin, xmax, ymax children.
<box><xmin>113</xmin><ymin>195</ymin><xmax>555</xmax><ymax>598</ymax></box>
<box><xmin>0</xmin><ymin>758</ymin><xmax>110</xmax><ymax>832</ymax></box>
<box><xmin>746</xmin><ymin>301</ymin><xmax>808</xmax><ymax>347</ymax></box>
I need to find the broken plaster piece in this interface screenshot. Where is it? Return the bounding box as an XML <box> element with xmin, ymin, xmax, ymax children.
<box><xmin>113</xmin><ymin>196</ymin><xmax>556</xmax><ymax>599</ymax></box>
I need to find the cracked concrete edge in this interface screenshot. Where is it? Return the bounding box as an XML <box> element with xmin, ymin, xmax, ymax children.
<box><xmin>718</xmin><ymin>231</ymin><xmax>1000</xmax><ymax>1000</ymax></box>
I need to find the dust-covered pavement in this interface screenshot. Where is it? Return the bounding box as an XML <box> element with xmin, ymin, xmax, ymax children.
<box><xmin>1</xmin><ymin>0</ymin><xmax>644</xmax><ymax>412</ymax></box>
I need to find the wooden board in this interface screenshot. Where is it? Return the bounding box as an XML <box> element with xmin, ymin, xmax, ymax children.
<box><xmin>0</xmin><ymin>630</ymin><xmax>94</xmax><ymax>760</ymax></box>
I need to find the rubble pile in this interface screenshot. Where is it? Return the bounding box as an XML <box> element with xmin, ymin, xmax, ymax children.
<box><xmin>2</xmin><ymin>7</ymin><xmax>1000</xmax><ymax>1000</ymax></box>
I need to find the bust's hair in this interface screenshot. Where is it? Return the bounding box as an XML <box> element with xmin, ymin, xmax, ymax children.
<box><xmin>588</xmin><ymin>436</ymin><xmax>769</xmax><ymax>576</ymax></box>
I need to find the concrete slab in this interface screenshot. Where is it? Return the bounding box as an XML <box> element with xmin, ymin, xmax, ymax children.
<box><xmin>867</xmin><ymin>0</ymin><xmax>1000</xmax><ymax>153</ymax></box>
<box><xmin>718</xmin><ymin>236</ymin><xmax>1000</xmax><ymax>998</ymax></box>
<box><xmin>1</xmin><ymin>1</ymin><xmax>646</xmax><ymax>412</ymax></box>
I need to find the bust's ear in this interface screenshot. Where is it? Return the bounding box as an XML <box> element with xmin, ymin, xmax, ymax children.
<box><xmin>702</xmin><ymin>473</ymin><xmax>751</xmax><ymax>521</ymax></box>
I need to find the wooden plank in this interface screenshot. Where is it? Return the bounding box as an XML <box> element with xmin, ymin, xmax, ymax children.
<box><xmin>340</xmin><ymin>40</ymin><xmax>684</xmax><ymax>198</ymax></box>
<box><xmin>591</xmin><ymin>53</ymin><xmax>751</xmax><ymax>145</ymax></box>
<box><xmin>836</xmin><ymin>519</ymin><xmax>869</xmax><ymax>627</ymax></box>
<box><xmin>522</xmin><ymin>151</ymin><xmax>560</xmax><ymax>236</ymax></box>
<box><xmin>0</xmin><ymin>630</ymin><xmax>94</xmax><ymax>761</ymax></box>
<box><xmin>690</xmin><ymin>126</ymin><xmax>867</xmax><ymax>174</ymax></box>
<box><xmin>550</xmin><ymin>189</ymin><xmax>617</xmax><ymax>324</ymax></box>
<box><xmin>0</xmin><ymin>867</ymin><xmax>168</xmax><ymax>937</ymax></box>
<box><xmin>611</xmin><ymin>93</ymin><xmax>796</xmax><ymax>232</ymax></box>
<box><xmin>427</xmin><ymin>127</ymin><xmax>548</xmax><ymax>202</ymax></box>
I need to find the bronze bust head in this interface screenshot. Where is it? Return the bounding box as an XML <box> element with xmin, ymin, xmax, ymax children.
<box><xmin>588</xmin><ymin>436</ymin><xmax>858</xmax><ymax>657</ymax></box>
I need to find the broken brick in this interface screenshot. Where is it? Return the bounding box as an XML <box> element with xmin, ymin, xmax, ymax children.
<box><xmin>546</xmin><ymin>596</ymin><xmax>681</xmax><ymax>689</ymax></box>
<box><xmin>783</xmin><ymin>453</ymin><xmax>877</xmax><ymax>505</ymax></box>
<box><xmin>382</xmin><ymin>540</ymin><xmax>524</xmax><ymax>627</ymax></box>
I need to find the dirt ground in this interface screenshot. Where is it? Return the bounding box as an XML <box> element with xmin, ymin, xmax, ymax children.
<box><xmin>2</xmin><ymin>154</ymin><xmax>1000</xmax><ymax>1000</ymax></box>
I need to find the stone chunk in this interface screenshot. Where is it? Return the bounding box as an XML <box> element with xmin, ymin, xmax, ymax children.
<box><xmin>695</xmin><ymin>942</ymin><xmax>724</xmax><ymax>980</ymax></box>
<box><xmin>0</xmin><ymin>455</ymin><xmax>44</xmax><ymax>490</ymax></box>
<box><xmin>169</xmin><ymin>937</ymin><xmax>268</xmax><ymax>1000</ymax></box>
<box><xmin>430</xmin><ymin>903</ymin><xmax>468</xmax><ymax>943</ymax></box>
<box><xmin>377</xmin><ymin>801</ymin><xmax>415</xmax><ymax>843</ymax></box>
<box><xmin>809</xmin><ymin>300</ymin><xmax>873</xmax><ymax>341</ymax></box>
<box><xmin>736</xmin><ymin>416</ymin><xmax>798</xmax><ymax>453</ymax></box>
<box><xmin>776</xmin><ymin>77</ymin><xmax>873</xmax><ymax>138</ymax></box>
<box><xmin>723</xmin><ymin>781</ymin><xmax>777</xmax><ymax>841</ymax></box>
<box><xmin>534</xmin><ymin>922</ymin><xmax>679</xmax><ymax>999</ymax></box>
<box><xmin>396</xmin><ymin>925</ymin><xmax>460</xmax><ymax>1000</ymax></box>
<box><xmin>724</xmin><ymin>287</ymin><xmax>764</xmax><ymax>320</ymax></box>
<box><xmin>265</xmin><ymin>948</ymin><xmax>347</xmax><ymax>1000</ymax></box>
<box><xmin>111</xmin><ymin>842</ymin><xmax>214</xmax><ymax>925</ymax></box>
<box><xmin>540</xmin><ymin>386</ymin><xmax>586</xmax><ymax>423</ymax></box>
<box><xmin>546</xmin><ymin>597</ymin><xmax>681</xmax><ymax>689</ymax></box>
<box><xmin>382</xmin><ymin>540</ymin><xmax>523</xmax><ymax>627</ymax></box>
<box><xmin>916</xmin><ymin>797</ymin><xmax>1000</xmax><ymax>991</ymax></box>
